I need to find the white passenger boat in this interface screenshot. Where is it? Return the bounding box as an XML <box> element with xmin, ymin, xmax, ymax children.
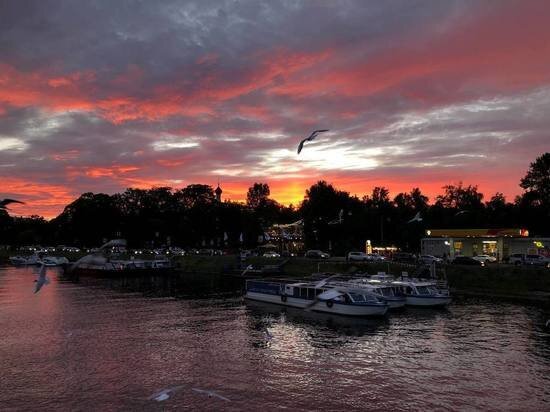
<box><xmin>9</xmin><ymin>253</ymin><xmax>40</xmax><ymax>266</ymax></box>
<box><xmin>40</xmin><ymin>256</ymin><xmax>70</xmax><ymax>266</ymax></box>
<box><xmin>344</xmin><ymin>279</ymin><xmax>407</xmax><ymax>309</ymax></box>
<box><xmin>391</xmin><ymin>279</ymin><xmax>451</xmax><ymax>307</ymax></box>
<box><xmin>245</xmin><ymin>279</ymin><xmax>388</xmax><ymax>317</ymax></box>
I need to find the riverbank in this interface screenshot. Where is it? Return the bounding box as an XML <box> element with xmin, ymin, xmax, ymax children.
<box><xmin>3</xmin><ymin>250</ymin><xmax>549</xmax><ymax>303</ymax></box>
<box><xmin>172</xmin><ymin>256</ymin><xmax>550</xmax><ymax>303</ymax></box>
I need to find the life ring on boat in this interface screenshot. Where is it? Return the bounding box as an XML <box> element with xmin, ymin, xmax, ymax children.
<box><xmin>326</xmin><ymin>300</ymin><xmax>334</xmax><ymax>308</ymax></box>
<box><xmin>281</xmin><ymin>295</ymin><xmax>287</xmax><ymax>303</ymax></box>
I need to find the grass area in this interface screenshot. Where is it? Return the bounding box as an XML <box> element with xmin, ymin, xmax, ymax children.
<box><xmin>445</xmin><ymin>264</ymin><xmax>550</xmax><ymax>295</ymax></box>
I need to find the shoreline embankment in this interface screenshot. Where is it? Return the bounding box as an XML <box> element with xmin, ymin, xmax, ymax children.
<box><xmin>2</xmin><ymin>251</ymin><xmax>549</xmax><ymax>304</ymax></box>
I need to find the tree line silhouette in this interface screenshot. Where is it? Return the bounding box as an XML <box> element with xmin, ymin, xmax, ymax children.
<box><xmin>1</xmin><ymin>153</ymin><xmax>549</xmax><ymax>254</ymax></box>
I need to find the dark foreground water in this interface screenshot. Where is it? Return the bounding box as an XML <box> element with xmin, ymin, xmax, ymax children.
<box><xmin>1</xmin><ymin>267</ymin><xmax>549</xmax><ymax>411</ymax></box>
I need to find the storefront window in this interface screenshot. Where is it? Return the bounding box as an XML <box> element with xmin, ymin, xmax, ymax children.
<box><xmin>454</xmin><ymin>241</ymin><xmax>462</xmax><ymax>256</ymax></box>
<box><xmin>483</xmin><ymin>241</ymin><xmax>497</xmax><ymax>255</ymax></box>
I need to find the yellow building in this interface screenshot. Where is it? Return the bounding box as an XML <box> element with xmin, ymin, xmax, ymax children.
<box><xmin>421</xmin><ymin>228</ymin><xmax>550</xmax><ymax>262</ymax></box>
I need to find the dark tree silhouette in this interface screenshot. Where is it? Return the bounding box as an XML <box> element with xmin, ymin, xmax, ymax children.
<box><xmin>246</xmin><ymin>183</ymin><xmax>270</xmax><ymax>209</ymax></box>
<box><xmin>520</xmin><ymin>152</ymin><xmax>550</xmax><ymax>206</ymax></box>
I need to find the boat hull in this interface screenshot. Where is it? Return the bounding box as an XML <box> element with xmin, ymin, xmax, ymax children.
<box><xmin>245</xmin><ymin>292</ymin><xmax>388</xmax><ymax>316</ymax></box>
<box><xmin>385</xmin><ymin>297</ymin><xmax>407</xmax><ymax>309</ymax></box>
<box><xmin>62</xmin><ymin>263</ymin><xmax>175</xmax><ymax>278</ymax></box>
<box><xmin>405</xmin><ymin>295</ymin><xmax>451</xmax><ymax>307</ymax></box>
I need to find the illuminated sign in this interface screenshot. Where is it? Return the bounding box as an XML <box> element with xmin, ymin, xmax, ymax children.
<box><xmin>425</xmin><ymin>228</ymin><xmax>528</xmax><ymax>238</ymax></box>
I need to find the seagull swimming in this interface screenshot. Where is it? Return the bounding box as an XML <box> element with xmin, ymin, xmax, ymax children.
<box><xmin>192</xmin><ymin>388</ymin><xmax>231</xmax><ymax>402</ymax></box>
<box><xmin>297</xmin><ymin>129</ymin><xmax>329</xmax><ymax>154</ymax></box>
<box><xmin>407</xmin><ymin>212</ymin><xmax>422</xmax><ymax>224</ymax></box>
<box><xmin>148</xmin><ymin>386</ymin><xmax>184</xmax><ymax>402</ymax></box>
<box><xmin>34</xmin><ymin>264</ymin><xmax>49</xmax><ymax>294</ymax></box>
<box><xmin>0</xmin><ymin>198</ymin><xmax>25</xmax><ymax>210</ymax></box>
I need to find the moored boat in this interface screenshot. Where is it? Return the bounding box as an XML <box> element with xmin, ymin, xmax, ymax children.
<box><xmin>40</xmin><ymin>256</ymin><xmax>70</xmax><ymax>266</ymax></box>
<box><xmin>344</xmin><ymin>278</ymin><xmax>407</xmax><ymax>309</ymax></box>
<box><xmin>245</xmin><ymin>279</ymin><xmax>388</xmax><ymax>316</ymax></box>
<box><xmin>63</xmin><ymin>239</ymin><xmax>174</xmax><ymax>277</ymax></box>
<box><xmin>391</xmin><ymin>279</ymin><xmax>451</xmax><ymax>307</ymax></box>
<box><xmin>9</xmin><ymin>253</ymin><xmax>40</xmax><ymax>266</ymax></box>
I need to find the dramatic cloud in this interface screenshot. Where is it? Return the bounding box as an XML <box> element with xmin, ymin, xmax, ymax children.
<box><xmin>1</xmin><ymin>0</ymin><xmax>549</xmax><ymax>217</ymax></box>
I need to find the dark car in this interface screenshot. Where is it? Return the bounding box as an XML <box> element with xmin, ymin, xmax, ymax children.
<box><xmin>305</xmin><ymin>250</ymin><xmax>330</xmax><ymax>259</ymax></box>
<box><xmin>452</xmin><ymin>256</ymin><xmax>484</xmax><ymax>266</ymax></box>
<box><xmin>392</xmin><ymin>252</ymin><xmax>416</xmax><ymax>264</ymax></box>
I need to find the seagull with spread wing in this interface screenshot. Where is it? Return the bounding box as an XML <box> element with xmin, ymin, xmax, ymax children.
<box><xmin>0</xmin><ymin>198</ymin><xmax>25</xmax><ymax>210</ymax></box>
<box><xmin>297</xmin><ymin>129</ymin><xmax>329</xmax><ymax>154</ymax></box>
<box><xmin>407</xmin><ymin>212</ymin><xmax>422</xmax><ymax>224</ymax></box>
<box><xmin>148</xmin><ymin>386</ymin><xmax>184</xmax><ymax>402</ymax></box>
<box><xmin>192</xmin><ymin>388</ymin><xmax>231</xmax><ymax>402</ymax></box>
<box><xmin>34</xmin><ymin>264</ymin><xmax>49</xmax><ymax>294</ymax></box>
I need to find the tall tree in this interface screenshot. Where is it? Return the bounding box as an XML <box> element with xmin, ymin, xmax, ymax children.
<box><xmin>178</xmin><ymin>184</ymin><xmax>215</xmax><ymax>208</ymax></box>
<box><xmin>435</xmin><ymin>182</ymin><xmax>484</xmax><ymax>210</ymax></box>
<box><xmin>246</xmin><ymin>183</ymin><xmax>270</xmax><ymax>209</ymax></box>
<box><xmin>520</xmin><ymin>152</ymin><xmax>550</xmax><ymax>206</ymax></box>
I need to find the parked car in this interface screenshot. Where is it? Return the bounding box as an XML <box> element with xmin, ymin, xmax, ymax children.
<box><xmin>452</xmin><ymin>256</ymin><xmax>485</xmax><ymax>266</ymax></box>
<box><xmin>305</xmin><ymin>250</ymin><xmax>330</xmax><ymax>259</ymax></box>
<box><xmin>263</xmin><ymin>251</ymin><xmax>281</xmax><ymax>258</ymax></box>
<box><xmin>367</xmin><ymin>253</ymin><xmax>386</xmax><ymax>261</ymax></box>
<box><xmin>524</xmin><ymin>254</ymin><xmax>550</xmax><ymax>267</ymax></box>
<box><xmin>347</xmin><ymin>251</ymin><xmax>369</xmax><ymax>261</ymax></box>
<box><xmin>392</xmin><ymin>252</ymin><xmax>416</xmax><ymax>263</ymax></box>
<box><xmin>508</xmin><ymin>253</ymin><xmax>525</xmax><ymax>265</ymax></box>
<box><xmin>472</xmin><ymin>254</ymin><xmax>497</xmax><ymax>264</ymax></box>
<box><xmin>419</xmin><ymin>255</ymin><xmax>443</xmax><ymax>264</ymax></box>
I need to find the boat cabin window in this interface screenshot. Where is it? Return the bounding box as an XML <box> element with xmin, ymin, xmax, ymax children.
<box><xmin>348</xmin><ymin>292</ymin><xmax>365</xmax><ymax>302</ymax></box>
<box><xmin>379</xmin><ymin>287</ymin><xmax>392</xmax><ymax>296</ymax></box>
<box><xmin>416</xmin><ymin>286</ymin><xmax>433</xmax><ymax>295</ymax></box>
<box><xmin>307</xmin><ymin>288</ymin><xmax>316</xmax><ymax>300</ymax></box>
<box><xmin>300</xmin><ymin>288</ymin><xmax>308</xmax><ymax>299</ymax></box>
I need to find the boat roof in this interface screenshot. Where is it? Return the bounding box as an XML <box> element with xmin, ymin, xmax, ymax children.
<box><xmin>392</xmin><ymin>280</ymin><xmax>437</xmax><ymax>287</ymax></box>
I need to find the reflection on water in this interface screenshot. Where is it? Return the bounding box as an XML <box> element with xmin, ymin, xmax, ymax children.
<box><xmin>1</xmin><ymin>266</ymin><xmax>549</xmax><ymax>410</ymax></box>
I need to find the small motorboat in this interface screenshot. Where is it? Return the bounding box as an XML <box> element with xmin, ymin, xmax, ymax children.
<box><xmin>40</xmin><ymin>256</ymin><xmax>70</xmax><ymax>266</ymax></box>
<box><xmin>63</xmin><ymin>239</ymin><xmax>175</xmax><ymax>277</ymax></box>
<box><xmin>9</xmin><ymin>253</ymin><xmax>40</xmax><ymax>266</ymax></box>
<box><xmin>245</xmin><ymin>279</ymin><xmax>388</xmax><ymax>317</ymax></box>
<box><xmin>391</xmin><ymin>279</ymin><xmax>451</xmax><ymax>307</ymax></box>
<box><xmin>344</xmin><ymin>278</ymin><xmax>407</xmax><ymax>309</ymax></box>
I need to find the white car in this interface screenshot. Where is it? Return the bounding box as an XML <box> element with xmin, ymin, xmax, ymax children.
<box><xmin>419</xmin><ymin>255</ymin><xmax>443</xmax><ymax>264</ymax></box>
<box><xmin>367</xmin><ymin>253</ymin><xmax>386</xmax><ymax>261</ymax></box>
<box><xmin>472</xmin><ymin>254</ymin><xmax>497</xmax><ymax>263</ymax></box>
<box><xmin>347</xmin><ymin>252</ymin><xmax>369</xmax><ymax>261</ymax></box>
<box><xmin>263</xmin><ymin>251</ymin><xmax>281</xmax><ymax>258</ymax></box>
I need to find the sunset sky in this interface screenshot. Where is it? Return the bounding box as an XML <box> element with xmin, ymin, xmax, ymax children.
<box><xmin>1</xmin><ymin>0</ymin><xmax>549</xmax><ymax>218</ymax></box>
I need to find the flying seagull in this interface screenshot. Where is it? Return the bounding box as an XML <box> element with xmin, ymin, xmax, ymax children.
<box><xmin>407</xmin><ymin>212</ymin><xmax>422</xmax><ymax>224</ymax></box>
<box><xmin>297</xmin><ymin>129</ymin><xmax>329</xmax><ymax>154</ymax></box>
<box><xmin>0</xmin><ymin>198</ymin><xmax>25</xmax><ymax>210</ymax></box>
<box><xmin>454</xmin><ymin>210</ymin><xmax>469</xmax><ymax>217</ymax></box>
<box><xmin>148</xmin><ymin>386</ymin><xmax>184</xmax><ymax>402</ymax></box>
<box><xmin>304</xmin><ymin>288</ymin><xmax>345</xmax><ymax>310</ymax></box>
<box><xmin>34</xmin><ymin>264</ymin><xmax>49</xmax><ymax>294</ymax></box>
<box><xmin>191</xmin><ymin>388</ymin><xmax>231</xmax><ymax>402</ymax></box>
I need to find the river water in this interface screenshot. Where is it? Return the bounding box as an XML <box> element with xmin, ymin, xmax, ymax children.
<box><xmin>1</xmin><ymin>266</ymin><xmax>549</xmax><ymax>411</ymax></box>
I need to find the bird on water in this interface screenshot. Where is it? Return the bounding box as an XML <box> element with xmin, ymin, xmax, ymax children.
<box><xmin>297</xmin><ymin>129</ymin><xmax>329</xmax><ymax>154</ymax></box>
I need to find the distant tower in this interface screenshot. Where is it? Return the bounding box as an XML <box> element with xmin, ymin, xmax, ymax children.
<box><xmin>215</xmin><ymin>182</ymin><xmax>222</xmax><ymax>202</ymax></box>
